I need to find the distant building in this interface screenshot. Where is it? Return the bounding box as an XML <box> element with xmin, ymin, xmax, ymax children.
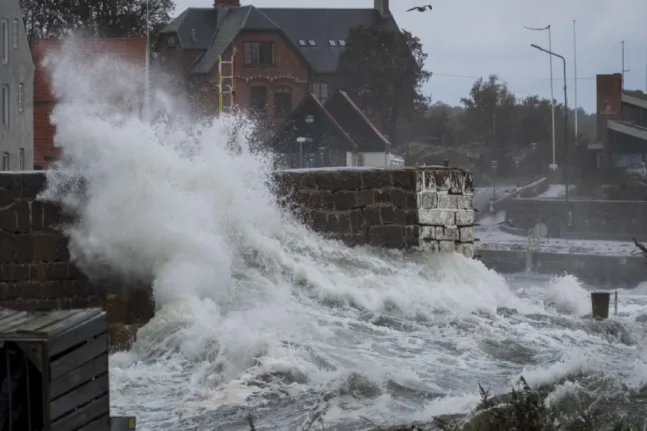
<box><xmin>31</xmin><ymin>38</ymin><xmax>147</xmax><ymax>168</ymax></box>
<box><xmin>0</xmin><ymin>0</ymin><xmax>34</xmax><ymax>171</ymax></box>
<box><xmin>268</xmin><ymin>89</ymin><xmax>401</xmax><ymax>169</ymax></box>
<box><xmin>593</xmin><ymin>73</ymin><xmax>647</xmax><ymax>169</ymax></box>
<box><xmin>158</xmin><ymin>0</ymin><xmax>398</xmax><ymax>120</ymax></box>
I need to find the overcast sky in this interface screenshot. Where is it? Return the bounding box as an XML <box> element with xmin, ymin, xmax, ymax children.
<box><xmin>171</xmin><ymin>0</ymin><xmax>647</xmax><ymax>113</ymax></box>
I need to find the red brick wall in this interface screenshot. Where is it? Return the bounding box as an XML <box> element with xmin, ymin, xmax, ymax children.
<box><xmin>188</xmin><ymin>31</ymin><xmax>310</xmax><ymax>118</ymax></box>
<box><xmin>596</xmin><ymin>73</ymin><xmax>623</xmax><ymax>168</ymax></box>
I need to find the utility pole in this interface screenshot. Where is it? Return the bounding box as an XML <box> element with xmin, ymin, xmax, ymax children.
<box><xmin>621</xmin><ymin>40</ymin><xmax>629</xmax><ymax>89</ymax></box>
<box><xmin>573</xmin><ymin>20</ymin><xmax>578</xmax><ymax>147</ymax></box>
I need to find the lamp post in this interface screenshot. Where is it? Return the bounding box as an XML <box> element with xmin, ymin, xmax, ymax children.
<box><xmin>530</xmin><ymin>43</ymin><xmax>569</xmax><ymax>204</ymax></box>
<box><xmin>524</xmin><ymin>24</ymin><xmax>556</xmax><ymax>171</ymax></box>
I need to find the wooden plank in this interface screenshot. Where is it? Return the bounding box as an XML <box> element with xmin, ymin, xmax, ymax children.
<box><xmin>49</xmin><ymin>333</ymin><xmax>108</xmax><ymax>380</ymax></box>
<box><xmin>40</xmin><ymin>309</ymin><xmax>103</xmax><ymax>337</ymax></box>
<box><xmin>78</xmin><ymin>414</ymin><xmax>110</xmax><ymax>431</ymax></box>
<box><xmin>50</xmin><ymin>354</ymin><xmax>108</xmax><ymax>399</ymax></box>
<box><xmin>0</xmin><ymin>313</ymin><xmax>42</xmax><ymax>335</ymax></box>
<box><xmin>47</xmin><ymin>313</ymin><xmax>107</xmax><ymax>358</ymax></box>
<box><xmin>0</xmin><ymin>309</ymin><xmax>21</xmax><ymax>323</ymax></box>
<box><xmin>0</xmin><ymin>311</ymin><xmax>29</xmax><ymax>332</ymax></box>
<box><xmin>50</xmin><ymin>374</ymin><xmax>109</xmax><ymax>421</ymax></box>
<box><xmin>50</xmin><ymin>394</ymin><xmax>109</xmax><ymax>431</ymax></box>
<box><xmin>12</xmin><ymin>310</ymin><xmax>80</xmax><ymax>334</ymax></box>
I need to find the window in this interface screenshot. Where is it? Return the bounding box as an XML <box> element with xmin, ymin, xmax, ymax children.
<box><xmin>275</xmin><ymin>86</ymin><xmax>292</xmax><ymax>117</ymax></box>
<box><xmin>19</xmin><ymin>148</ymin><xmax>24</xmax><ymax>171</ymax></box>
<box><xmin>356</xmin><ymin>153</ymin><xmax>365</xmax><ymax>166</ymax></box>
<box><xmin>17</xmin><ymin>83</ymin><xmax>23</xmax><ymax>113</ymax></box>
<box><xmin>298</xmin><ymin>40</ymin><xmax>306</xmax><ymax>46</ymax></box>
<box><xmin>338</xmin><ymin>40</ymin><xmax>346</xmax><ymax>46</ymax></box>
<box><xmin>1</xmin><ymin>20</ymin><xmax>7</xmax><ymax>63</ymax></box>
<box><xmin>308</xmin><ymin>40</ymin><xmax>316</xmax><ymax>46</ymax></box>
<box><xmin>2</xmin><ymin>153</ymin><xmax>9</xmax><ymax>171</ymax></box>
<box><xmin>1</xmin><ymin>85</ymin><xmax>8</xmax><ymax>127</ymax></box>
<box><xmin>243</xmin><ymin>42</ymin><xmax>274</xmax><ymax>66</ymax></box>
<box><xmin>249</xmin><ymin>85</ymin><xmax>268</xmax><ymax>116</ymax></box>
<box><xmin>12</xmin><ymin>19</ymin><xmax>18</xmax><ymax>49</ymax></box>
<box><xmin>311</xmin><ymin>82</ymin><xmax>330</xmax><ymax>103</ymax></box>
<box><xmin>328</xmin><ymin>40</ymin><xmax>337</xmax><ymax>46</ymax></box>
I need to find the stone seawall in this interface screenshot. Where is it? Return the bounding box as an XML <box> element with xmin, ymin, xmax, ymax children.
<box><xmin>0</xmin><ymin>172</ymin><xmax>153</xmax><ymax>349</ymax></box>
<box><xmin>272</xmin><ymin>167</ymin><xmax>476</xmax><ymax>257</ymax></box>
<box><xmin>502</xmin><ymin>198</ymin><xmax>647</xmax><ymax>240</ymax></box>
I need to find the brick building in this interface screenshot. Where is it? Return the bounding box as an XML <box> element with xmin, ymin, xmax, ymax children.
<box><xmin>593</xmin><ymin>73</ymin><xmax>647</xmax><ymax>168</ymax></box>
<box><xmin>31</xmin><ymin>38</ymin><xmax>147</xmax><ymax>169</ymax></box>
<box><xmin>158</xmin><ymin>0</ymin><xmax>398</xmax><ymax>119</ymax></box>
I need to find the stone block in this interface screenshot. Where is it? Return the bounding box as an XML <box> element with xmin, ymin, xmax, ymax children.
<box><xmin>339</xmin><ymin>232</ymin><xmax>368</xmax><ymax>247</ymax></box>
<box><xmin>415</xmin><ymin>170</ymin><xmax>436</xmax><ymax>192</ymax></box>
<box><xmin>436</xmin><ymin>226</ymin><xmax>459</xmax><ymax>241</ymax></box>
<box><xmin>349</xmin><ymin>209</ymin><xmax>366</xmax><ymax>233</ymax></box>
<box><xmin>380</xmin><ymin>206</ymin><xmax>395</xmax><ymax>224</ymax></box>
<box><xmin>417</xmin><ymin>191</ymin><xmax>438</xmax><ymax>209</ymax></box>
<box><xmin>405</xmin><ymin>225</ymin><xmax>420</xmax><ymax>246</ymax></box>
<box><xmin>418</xmin><ymin>209</ymin><xmax>455</xmax><ymax>226</ymax></box>
<box><xmin>32</xmin><ymin>233</ymin><xmax>62</xmax><ymax>262</ymax></box>
<box><xmin>437</xmin><ymin>194</ymin><xmax>458</xmax><ymax>209</ymax></box>
<box><xmin>420</xmin><ymin>240</ymin><xmax>440</xmax><ymax>252</ymax></box>
<box><xmin>448</xmin><ymin>171</ymin><xmax>466</xmax><ymax>195</ymax></box>
<box><xmin>433</xmin><ymin>170</ymin><xmax>452</xmax><ymax>192</ymax></box>
<box><xmin>374</xmin><ymin>189</ymin><xmax>391</xmax><ymax>204</ymax></box>
<box><xmin>419</xmin><ymin>226</ymin><xmax>436</xmax><ymax>240</ymax></box>
<box><xmin>356</xmin><ymin>190</ymin><xmax>374</xmax><ymax>207</ymax></box>
<box><xmin>337</xmin><ymin>212</ymin><xmax>352</xmax><ymax>233</ymax></box>
<box><xmin>362</xmin><ymin>170</ymin><xmax>392</xmax><ymax>189</ymax></box>
<box><xmin>0</xmin><ymin>173</ymin><xmax>24</xmax><ymax>198</ymax></box>
<box><xmin>0</xmin><ymin>264</ymin><xmax>29</xmax><ymax>282</ymax></box>
<box><xmin>298</xmin><ymin>190</ymin><xmax>334</xmax><ymax>210</ymax></box>
<box><xmin>459</xmin><ymin>226</ymin><xmax>474</xmax><ymax>242</ymax></box>
<box><xmin>32</xmin><ymin>201</ymin><xmax>64</xmax><ymax>231</ymax></box>
<box><xmin>363</xmin><ymin>206</ymin><xmax>382</xmax><ymax>225</ymax></box>
<box><xmin>457</xmin><ymin>243</ymin><xmax>475</xmax><ymax>258</ymax></box>
<box><xmin>20</xmin><ymin>173</ymin><xmax>47</xmax><ymax>199</ymax></box>
<box><xmin>456</xmin><ymin>210</ymin><xmax>475</xmax><ymax>226</ymax></box>
<box><xmin>393</xmin><ymin>208</ymin><xmax>406</xmax><ymax>225</ymax></box>
<box><xmin>316</xmin><ymin>171</ymin><xmax>347</xmax><ymax>191</ymax></box>
<box><xmin>0</xmin><ymin>232</ymin><xmax>14</xmax><ymax>263</ymax></box>
<box><xmin>309</xmin><ymin>211</ymin><xmax>328</xmax><ymax>233</ymax></box>
<box><xmin>325</xmin><ymin>213</ymin><xmax>339</xmax><ymax>232</ymax></box>
<box><xmin>439</xmin><ymin>240</ymin><xmax>457</xmax><ymax>253</ymax></box>
<box><xmin>455</xmin><ymin>195</ymin><xmax>473</xmax><ymax>210</ymax></box>
<box><xmin>404</xmin><ymin>209</ymin><xmax>418</xmax><ymax>225</ymax></box>
<box><xmin>338</xmin><ymin>171</ymin><xmax>363</xmax><ymax>190</ymax></box>
<box><xmin>390</xmin><ymin>188</ymin><xmax>408</xmax><ymax>208</ymax></box>
<box><xmin>369</xmin><ymin>225</ymin><xmax>404</xmax><ymax>248</ymax></box>
<box><xmin>334</xmin><ymin>190</ymin><xmax>358</xmax><ymax>211</ymax></box>
<box><xmin>391</xmin><ymin>170</ymin><xmax>415</xmax><ymax>189</ymax></box>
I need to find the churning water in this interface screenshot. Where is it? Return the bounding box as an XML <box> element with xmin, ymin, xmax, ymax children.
<box><xmin>38</xmin><ymin>42</ymin><xmax>647</xmax><ymax>430</ymax></box>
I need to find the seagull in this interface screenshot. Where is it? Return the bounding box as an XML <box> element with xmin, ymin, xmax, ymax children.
<box><xmin>407</xmin><ymin>5</ymin><xmax>432</xmax><ymax>12</ymax></box>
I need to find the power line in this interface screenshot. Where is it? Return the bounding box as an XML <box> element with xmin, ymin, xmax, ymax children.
<box><xmin>431</xmin><ymin>72</ymin><xmax>597</xmax><ymax>81</ymax></box>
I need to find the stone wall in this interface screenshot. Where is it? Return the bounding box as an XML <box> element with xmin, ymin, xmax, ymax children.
<box><xmin>502</xmin><ymin>197</ymin><xmax>647</xmax><ymax>240</ymax></box>
<box><xmin>478</xmin><ymin>249</ymin><xmax>645</xmax><ymax>288</ymax></box>
<box><xmin>0</xmin><ymin>172</ymin><xmax>152</xmax><ymax>349</ymax></box>
<box><xmin>272</xmin><ymin>167</ymin><xmax>475</xmax><ymax>257</ymax></box>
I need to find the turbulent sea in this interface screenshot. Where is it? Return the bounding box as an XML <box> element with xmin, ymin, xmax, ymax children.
<box><xmin>37</xmin><ymin>41</ymin><xmax>647</xmax><ymax>430</ymax></box>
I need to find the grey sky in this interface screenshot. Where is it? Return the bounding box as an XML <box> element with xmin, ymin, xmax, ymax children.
<box><xmin>171</xmin><ymin>0</ymin><xmax>647</xmax><ymax>113</ymax></box>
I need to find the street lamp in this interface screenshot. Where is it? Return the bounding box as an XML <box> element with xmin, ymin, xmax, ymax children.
<box><xmin>524</xmin><ymin>24</ymin><xmax>556</xmax><ymax>171</ymax></box>
<box><xmin>490</xmin><ymin>159</ymin><xmax>498</xmax><ymax>200</ymax></box>
<box><xmin>530</xmin><ymin>43</ymin><xmax>569</xmax><ymax>204</ymax></box>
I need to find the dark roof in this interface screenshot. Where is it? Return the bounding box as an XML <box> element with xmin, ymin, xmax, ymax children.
<box><xmin>162</xmin><ymin>6</ymin><xmax>399</xmax><ymax>75</ymax></box>
<box><xmin>268</xmin><ymin>90</ymin><xmax>391</xmax><ymax>153</ymax></box>
<box><xmin>268</xmin><ymin>92</ymin><xmax>357</xmax><ymax>152</ymax></box>
<box><xmin>622</xmin><ymin>90</ymin><xmax>647</xmax><ymax>106</ymax></box>
<box><xmin>324</xmin><ymin>90</ymin><xmax>391</xmax><ymax>152</ymax></box>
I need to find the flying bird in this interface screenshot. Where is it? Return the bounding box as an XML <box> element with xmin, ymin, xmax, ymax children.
<box><xmin>407</xmin><ymin>5</ymin><xmax>432</xmax><ymax>12</ymax></box>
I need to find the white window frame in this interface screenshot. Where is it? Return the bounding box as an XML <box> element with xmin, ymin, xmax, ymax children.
<box><xmin>17</xmin><ymin>83</ymin><xmax>23</xmax><ymax>113</ymax></box>
<box><xmin>1</xmin><ymin>19</ymin><xmax>8</xmax><ymax>63</ymax></box>
<box><xmin>19</xmin><ymin>148</ymin><xmax>24</xmax><ymax>171</ymax></box>
<box><xmin>1</xmin><ymin>85</ymin><xmax>8</xmax><ymax>127</ymax></box>
<box><xmin>12</xmin><ymin>19</ymin><xmax>18</xmax><ymax>49</ymax></box>
<box><xmin>311</xmin><ymin>82</ymin><xmax>330</xmax><ymax>103</ymax></box>
<box><xmin>2</xmin><ymin>153</ymin><xmax>9</xmax><ymax>171</ymax></box>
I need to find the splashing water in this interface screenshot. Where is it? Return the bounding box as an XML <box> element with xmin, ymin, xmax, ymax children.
<box><xmin>39</xmin><ymin>41</ymin><xmax>647</xmax><ymax>430</ymax></box>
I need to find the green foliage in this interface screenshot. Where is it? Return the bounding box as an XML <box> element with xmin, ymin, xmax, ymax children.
<box><xmin>338</xmin><ymin>26</ymin><xmax>432</xmax><ymax>146</ymax></box>
<box><xmin>20</xmin><ymin>0</ymin><xmax>174</xmax><ymax>45</ymax></box>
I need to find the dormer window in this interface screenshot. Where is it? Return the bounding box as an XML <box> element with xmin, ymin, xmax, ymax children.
<box><xmin>308</xmin><ymin>40</ymin><xmax>316</xmax><ymax>46</ymax></box>
<box><xmin>298</xmin><ymin>40</ymin><xmax>306</xmax><ymax>46</ymax></box>
<box><xmin>328</xmin><ymin>40</ymin><xmax>337</xmax><ymax>46</ymax></box>
<box><xmin>338</xmin><ymin>40</ymin><xmax>346</xmax><ymax>46</ymax></box>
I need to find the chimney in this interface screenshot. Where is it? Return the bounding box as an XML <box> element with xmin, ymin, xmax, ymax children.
<box><xmin>214</xmin><ymin>0</ymin><xmax>240</xmax><ymax>6</ymax></box>
<box><xmin>374</xmin><ymin>0</ymin><xmax>390</xmax><ymax>18</ymax></box>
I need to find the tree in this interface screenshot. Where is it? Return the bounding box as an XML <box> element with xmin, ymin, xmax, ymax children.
<box><xmin>337</xmin><ymin>26</ymin><xmax>432</xmax><ymax>146</ymax></box>
<box><xmin>20</xmin><ymin>0</ymin><xmax>174</xmax><ymax>44</ymax></box>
